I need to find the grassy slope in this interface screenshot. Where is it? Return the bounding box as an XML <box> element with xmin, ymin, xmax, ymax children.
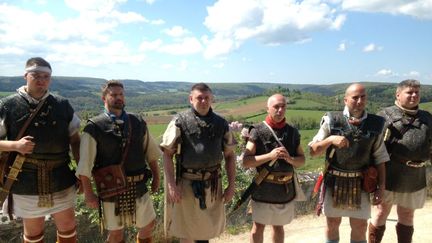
<box><xmin>147</xmin><ymin>97</ymin><xmax>432</xmax><ymax>172</ymax></box>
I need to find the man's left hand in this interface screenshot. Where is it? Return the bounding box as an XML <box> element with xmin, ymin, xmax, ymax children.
<box><xmin>151</xmin><ymin>177</ymin><xmax>160</xmax><ymax>193</ymax></box>
<box><xmin>372</xmin><ymin>187</ymin><xmax>384</xmax><ymax>205</ymax></box>
<box><xmin>223</xmin><ymin>184</ymin><xmax>235</xmax><ymax>203</ymax></box>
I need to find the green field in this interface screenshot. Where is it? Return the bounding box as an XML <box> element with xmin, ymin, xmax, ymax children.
<box><xmin>213</xmin><ymin>96</ymin><xmax>267</xmax><ymax>110</ymax></box>
<box><xmin>245</xmin><ymin>109</ymin><xmax>325</xmax><ymax>123</ymax></box>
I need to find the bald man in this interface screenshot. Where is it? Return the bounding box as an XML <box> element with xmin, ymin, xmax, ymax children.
<box><xmin>243</xmin><ymin>93</ymin><xmax>306</xmax><ymax>243</ymax></box>
<box><xmin>309</xmin><ymin>84</ymin><xmax>389</xmax><ymax>243</ymax></box>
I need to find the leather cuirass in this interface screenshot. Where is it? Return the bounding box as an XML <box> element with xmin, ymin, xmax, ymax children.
<box><xmin>0</xmin><ymin>93</ymin><xmax>76</xmax><ymax>195</ymax></box>
<box><xmin>378</xmin><ymin>106</ymin><xmax>432</xmax><ymax>192</ymax></box>
<box><xmin>326</xmin><ymin>111</ymin><xmax>385</xmax><ymax>171</ymax></box>
<box><xmin>85</xmin><ymin>113</ymin><xmax>149</xmax><ymax>175</ymax></box>
<box><xmin>176</xmin><ymin>109</ymin><xmax>227</xmax><ymax>169</ymax></box>
<box><xmin>1</xmin><ymin>94</ymin><xmax>73</xmax><ymax>160</ymax></box>
<box><xmin>250</xmin><ymin>122</ymin><xmax>298</xmax><ymax>204</ymax></box>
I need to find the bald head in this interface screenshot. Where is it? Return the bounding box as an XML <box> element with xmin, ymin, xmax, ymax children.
<box><xmin>267</xmin><ymin>94</ymin><xmax>287</xmax><ymax>122</ymax></box>
<box><xmin>345</xmin><ymin>83</ymin><xmax>365</xmax><ymax>97</ymax></box>
<box><xmin>344</xmin><ymin>83</ymin><xmax>367</xmax><ymax>118</ymax></box>
<box><xmin>267</xmin><ymin>94</ymin><xmax>286</xmax><ymax>108</ymax></box>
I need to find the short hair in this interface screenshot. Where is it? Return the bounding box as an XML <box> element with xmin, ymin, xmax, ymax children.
<box><xmin>397</xmin><ymin>79</ymin><xmax>420</xmax><ymax>92</ymax></box>
<box><xmin>101</xmin><ymin>80</ymin><xmax>124</xmax><ymax>97</ymax></box>
<box><xmin>191</xmin><ymin>82</ymin><xmax>212</xmax><ymax>93</ymax></box>
<box><xmin>25</xmin><ymin>57</ymin><xmax>51</xmax><ymax>70</ymax></box>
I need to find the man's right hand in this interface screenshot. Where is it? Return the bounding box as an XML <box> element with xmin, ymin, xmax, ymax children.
<box><xmin>84</xmin><ymin>192</ymin><xmax>99</xmax><ymax>209</ymax></box>
<box><xmin>15</xmin><ymin>136</ymin><xmax>35</xmax><ymax>154</ymax></box>
<box><xmin>331</xmin><ymin>135</ymin><xmax>349</xmax><ymax>148</ymax></box>
<box><xmin>167</xmin><ymin>183</ymin><xmax>182</xmax><ymax>203</ymax></box>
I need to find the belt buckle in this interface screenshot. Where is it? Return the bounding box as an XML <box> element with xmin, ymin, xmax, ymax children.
<box><xmin>406</xmin><ymin>161</ymin><xmax>425</xmax><ymax>168</ymax></box>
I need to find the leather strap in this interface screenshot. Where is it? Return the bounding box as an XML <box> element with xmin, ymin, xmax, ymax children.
<box><xmin>0</xmin><ymin>98</ymin><xmax>46</xmax><ymax>204</ymax></box>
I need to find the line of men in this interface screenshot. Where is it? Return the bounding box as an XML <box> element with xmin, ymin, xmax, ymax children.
<box><xmin>0</xmin><ymin>57</ymin><xmax>430</xmax><ymax>243</ymax></box>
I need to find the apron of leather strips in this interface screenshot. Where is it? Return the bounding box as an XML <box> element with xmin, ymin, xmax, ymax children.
<box><xmin>115</xmin><ymin>180</ymin><xmax>138</xmax><ymax>227</ymax></box>
<box><xmin>26</xmin><ymin>158</ymin><xmax>65</xmax><ymax>208</ymax></box>
<box><xmin>327</xmin><ymin>171</ymin><xmax>362</xmax><ymax>210</ymax></box>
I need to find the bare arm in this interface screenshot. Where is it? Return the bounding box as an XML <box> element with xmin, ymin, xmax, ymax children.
<box><xmin>309</xmin><ymin>135</ymin><xmax>348</xmax><ymax>157</ymax></box>
<box><xmin>373</xmin><ymin>162</ymin><xmax>386</xmax><ymax>205</ymax></box>
<box><xmin>163</xmin><ymin>148</ymin><xmax>181</xmax><ymax>203</ymax></box>
<box><xmin>288</xmin><ymin>145</ymin><xmax>305</xmax><ymax>168</ymax></box>
<box><xmin>243</xmin><ymin>140</ymin><xmax>304</xmax><ymax>168</ymax></box>
<box><xmin>243</xmin><ymin>140</ymin><xmax>275</xmax><ymax>168</ymax></box>
<box><xmin>148</xmin><ymin>158</ymin><xmax>160</xmax><ymax>193</ymax></box>
<box><xmin>223</xmin><ymin>148</ymin><xmax>236</xmax><ymax>202</ymax></box>
<box><xmin>69</xmin><ymin>132</ymin><xmax>80</xmax><ymax>162</ymax></box>
<box><xmin>0</xmin><ymin>136</ymin><xmax>35</xmax><ymax>154</ymax></box>
<box><xmin>79</xmin><ymin>175</ymin><xmax>99</xmax><ymax>209</ymax></box>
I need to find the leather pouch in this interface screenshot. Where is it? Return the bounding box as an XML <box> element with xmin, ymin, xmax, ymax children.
<box><xmin>93</xmin><ymin>164</ymin><xmax>127</xmax><ymax>199</ymax></box>
<box><xmin>362</xmin><ymin>166</ymin><xmax>378</xmax><ymax>193</ymax></box>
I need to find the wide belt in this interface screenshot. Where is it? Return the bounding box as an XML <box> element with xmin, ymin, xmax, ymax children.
<box><xmin>126</xmin><ymin>174</ymin><xmax>146</xmax><ymax>183</ymax></box>
<box><xmin>181</xmin><ymin>166</ymin><xmax>220</xmax><ymax>181</ymax></box>
<box><xmin>328</xmin><ymin>170</ymin><xmax>362</xmax><ymax>178</ymax></box>
<box><xmin>402</xmin><ymin>160</ymin><xmax>426</xmax><ymax>168</ymax></box>
<box><xmin>24</xmin><ymin>157</ymin><xmax>67</xmax><ymax>207</ymax></box>
<box><xmin>25</xmin><ymin>157</ymin><xmax>65</xmax><ymax>167</ymax></box>
<box><xmin>264</xmin><ymin>173</ymin><xmax>293</xmax><ymax>184</ymax></box>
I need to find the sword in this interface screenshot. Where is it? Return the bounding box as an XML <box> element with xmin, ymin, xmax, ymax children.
<box><xmin>0</xmin><ymin>154</ymin><xmax>26</xmax><ymax>204</ymax></box>
<box><xmin>230</xmin><ymin>158</ymin><xmax>277</xmax><ymax>213</ymax></box>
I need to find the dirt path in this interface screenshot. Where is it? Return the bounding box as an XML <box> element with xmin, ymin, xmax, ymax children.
<box><xmin>214</xmin><ymin>200</ymin><xmax>432</xmax><ymax>243</ymax></box>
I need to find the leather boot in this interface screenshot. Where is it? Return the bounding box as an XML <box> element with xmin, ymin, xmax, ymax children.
<box><xmin>368</xmin><ymin>223</ymin><xmax>386</xmax><ymax>243</ymax></box>
<box><xmin>56</xmin><ymin>227</ymin><xmax>77</xmax><ymax>243</ymax></box>
<box><xmin>23</xmin><ymin>232</ymin><xmax>44</xmax><ymax>243</ymax></box>
<box><xmin>137</xmin><ymin>237</ymin><xmax>153</xmax><ymax>243</ymax></box>
<box><xmin>396</xmin><ymin>223</ymin><xmax>414</xmax><ymax>243</ymax></box>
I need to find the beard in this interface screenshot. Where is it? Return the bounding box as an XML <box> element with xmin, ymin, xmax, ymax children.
<box><xmin>109</xmin><ymin>102</ymin><xmax>125</xmax><ymax>110</ymax></box>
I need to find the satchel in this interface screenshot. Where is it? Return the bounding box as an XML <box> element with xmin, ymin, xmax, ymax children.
<box><xmin>362</xmin><ymin>166</ymin><xmax>378</xmax><ymax>193</ymax></box>
<box><xmin>93</xmin><ymin>164</ymin><xmax>128</xmax><ymax>199</ymax></box>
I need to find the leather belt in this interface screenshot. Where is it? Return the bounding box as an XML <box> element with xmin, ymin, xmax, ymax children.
<box><xmin>328</xmin><ymin>170</ymin><xmax>362</xmax><ymax>178</ymax></box>
<box><xmin>126</xmin><ymin>174</ymin><xmax>145</xmax><ymax>183</ymax></box>
<box><xmin>266</xmin><ymin>174</ymin><xmax>293</xmax><ymax>182</ymax></box>
<box><xmin>25</xmin><ymin>157</ymin><xmax>65</xmax><ymax>167</ymax></box>
<box><xmin>404</xmin><ymin>160</ymin><xmax>426</xmax><ymax>168</ymax></box>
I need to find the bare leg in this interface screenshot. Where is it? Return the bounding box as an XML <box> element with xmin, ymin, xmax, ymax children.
<box><xmin>251</xmin><ymin>222</ymin><xmax>265</xmax><ymax>243</ymax></box>
<box><xmin>271</xmin><ymin>225</ymin><xmax>284</xmax><ymax>243</ymax></box>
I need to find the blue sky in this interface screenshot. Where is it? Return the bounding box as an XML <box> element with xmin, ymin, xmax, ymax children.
<box><xmin>0</xmin><ymin>0</ymin><xmax>431</xmax><ymax>84</ymax></box>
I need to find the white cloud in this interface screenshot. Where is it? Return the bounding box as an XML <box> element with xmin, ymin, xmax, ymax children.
<box><xmin>110</xmin><ymin>10</ymin><xmax>148</xmax><ymax>23</ymax></box>
<box><xmin>139</xmin><ymin>39</ymin><xmax>163</xmax><ymax>51</ymax></box>
<box><xmin>47</xmin><ymin>41</ymin><xmax>145</xmax><ymax>67</ymax></box>
<box><xmin>341</xmin><ymin>0</ymin><xmax>432</xmax><ymax>20</ymax></box>
<box><xmin>178</xmin><ymin>60</ymin><xmax>188</xmax><ymax>71</ymax></box>
<box><xmin>0</xmin><ymin>2</ymin><xmax>154</xmax><ymax>70</ymax></box>
<box><xmin>375</xmin><ymin>69</ymin><xmax>394</xmax><ymax>76</ymax></box>
<box><xmin>151</xmin><ymin>19</ymin><xmax>165</xmax><ymax>25</ymax></box>
<box><xmin>145</xmin><ymin>0</ymin><xmax>157</xmax><ymax>4</ymax></box>
<box><xmin>203</xmin><ymin>0</ymin><xmax>346</xmax><ymax>58</ymax></box>
<box><xmin>363</xmin><ymin>43</ymin><xmax>382</xmax><ymax>52</ymax></box>
<box><xmin>405</xmin><ymin>71</ymin><xmax>421</xmax><ymax>77</ymax></box>
<box><xmin>213</xmin><ymin>63</ymin><xmax>225</xmax><ymax>69</ymax></box>
<box><xmin>160</xmin><ymin>37</ymin><xmax>203</xmax><ymax>55</ymax></box>
<box><xmin>163</xmin><ymin>26</ymin><xmax>190</xmax><ymax>37</ymax></box>
<box><xmin>0</xmin><ymin>46</ymin><xmax>25</xmax><ymax>55</ymax></box>
<box><xmin>139</xmin><ymin>37</ymin><xmax>203</xmax><ymax>55</ymax></box>
<box><xmin>337</xmin><ymin>42</ymin><xmax>346</xmax><ymax>51</ymax></box>
<box><xmin>64</xmin><ymin>0</ymin><xmax>126</xmax><ymax>13</ymax></box>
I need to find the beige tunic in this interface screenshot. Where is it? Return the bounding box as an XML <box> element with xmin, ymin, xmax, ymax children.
<box><xmin>76</xmin><ymin>127</ymin><xmax>161</xmax><ymax>229</ymax></box>
<box><xmin>160</xmin><ymin>119</ymin><xmax>236</xmax><ymax>240</ymax></box>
